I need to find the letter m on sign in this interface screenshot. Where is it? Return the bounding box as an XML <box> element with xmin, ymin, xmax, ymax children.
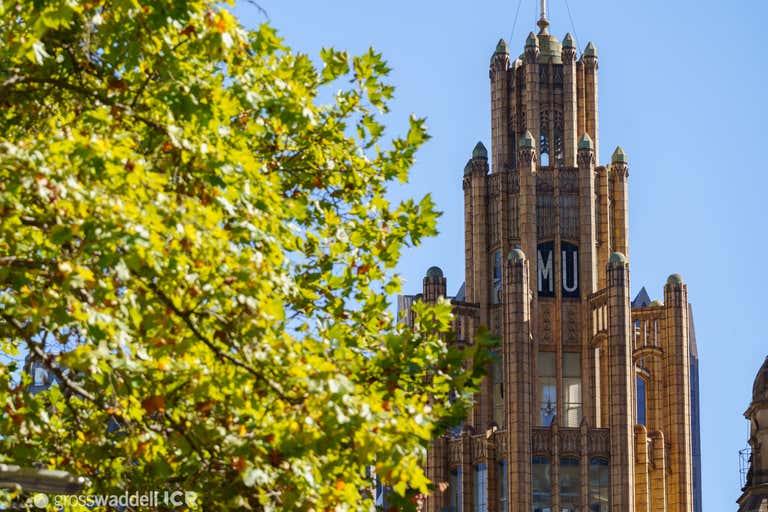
<box><xmin>537</xmin><ymin>242</ymin><xmax>554</xmax><ymax>297</ymax></box>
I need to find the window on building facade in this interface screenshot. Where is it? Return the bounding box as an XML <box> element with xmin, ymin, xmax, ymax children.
<box><xmin>492</xmin><ymin>354</ymin><xmax>504</xmax><ymax>429</ymax></box>
<box><xmin>33</xmin><ymin>366</ymin><xmax>47</xmax><ymax>386</ymax></box>
<box><xmin>537</xmin><ymin>352</ymin><xmax>557</xmax><ymax>426</ymax></box>
<box><xmin>540</xmin><ymin>132</ymin><xmax>550</xmax><ymax>167</ymax></box>
<box><xmin>474</xmin><ymin>463</ymin><xmax>488</xmax><ymax>512</ymax></box>
<box><xmin>636</xmin><ymin>374</ymin><xmax>647</xmax><ymax>426</ymax></box>
<box><xmin>450</xmin><ymin>467</ymin><xmax>463</xmax><ymax>512</ymax></box>
<box><xmin>491</xmin><ymin>250</ymin><xmax>502</xmax><ymax>305</ymax></box>
<box><xmin>594</xmin><ymin>347</ymin><xmax>601</xmax><ymax>427</ymax></box>
<box><xmin>497</xmin><ymin>460</ymin><xmax>507</xmax><ymax>512</ymax></box>
<box><xmin>560</xmin><ymin>456</ymin><xmax>580</xmax><ymax>511</ymax></box>
<box><xmin>563</xmin><ymin>352</ymin><xmax>582</xmax><ymax>427</ymax></box>
<box><xmin>532</xmin><ymin>455</ymin><xmax>552</xmax><ymax>512</ymax></box>
<box><xmin>589</xmin><ymin>458</ymin><xmax>610</xmax><ymax>512</ymax></box>
<box><xmin>554</xmin><ymin>131</ymin><xmax>564</xmax><ymax>167</ymax></box>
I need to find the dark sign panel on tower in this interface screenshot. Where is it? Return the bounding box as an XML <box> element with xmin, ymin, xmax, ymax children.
<box><xmin>537</xmin><ymin>242</ymin><xmax>579</xmax><ymax>297</ymax></box>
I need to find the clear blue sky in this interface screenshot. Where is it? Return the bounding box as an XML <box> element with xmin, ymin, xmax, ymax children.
<box><xmin>235</xmin><ymin>1</ymin><xmax>767</xmax><ymax>509</ymax></box>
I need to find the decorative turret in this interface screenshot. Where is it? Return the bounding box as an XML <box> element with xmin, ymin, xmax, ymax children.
<box><xmin>612</xmin><ymin>146</ymin><xmax>628</xmax><ymax>164</ymax></box>
<box><xmin>494</xmin><ymin>38</ymin><xmax>508</xmax><ymax>55</ymax></box>
<box><xmin>578</xmin><ymin>132</ymin><xmax>594</xmax><ymax>150</ymax></box>
<box><xmin>583</xmin><ymin>41</ymin><xmax>598</xmax><ymax>59</ymax></box>
<box><xmin>578</xmin><ymin>133</ymin><xmax>595</xmax><ymax>168</ymax></box>
<box><xmin>525</xmin><ymin>31</ymin><xmax>538</xmax><ymax>48</ymax></box>
<box><xmin>472</xmin><ymin>141</ymin><xmax>488</xmax><ymax>160</ymax></box>
<box><xmin>490</xmin><ymin>38</ymin><xmax>510</xmax><ymax>72</ymax></box>
<box><xmin>563</xmin><ymin>32</ymin><xmax>575</xmax><ymax>48</ymax></box>
<box><xmin>423</xmin><ymin>266</ymin><xmax>447</xmax><ymax>302</ymax></box>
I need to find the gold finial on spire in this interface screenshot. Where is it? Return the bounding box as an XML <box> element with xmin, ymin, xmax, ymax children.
<box><xmin>537</xmin><ymin>0</ymin><xmax>550</xmax><ymax>34</ymax></box>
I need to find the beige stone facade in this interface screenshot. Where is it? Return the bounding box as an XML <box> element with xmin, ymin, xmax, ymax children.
<box><xmin>400</xmin><ymin>12</ymin><xmax>700</xmax><ymax>512</ymax></box>
<box><xmin>738</xmin><ymin>357</ymin><xmax>768</xmax><ymax>512</ymax></box>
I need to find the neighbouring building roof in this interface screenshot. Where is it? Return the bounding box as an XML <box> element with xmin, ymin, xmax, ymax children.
<box><xmin>753</xmin><ymin>356</ymin><xmax>768</xmax><ymax>404</ymax></box>
<box><xmin>632</xmin><ymin>287</ymin><xmax>652</xmax><ymax>308</ymax></box>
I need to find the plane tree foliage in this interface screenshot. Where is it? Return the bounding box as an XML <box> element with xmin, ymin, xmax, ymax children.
<box><xmin>0</xmin><ymin>0</ymin><xmax>488</xmax><ymax>510</ymax></box>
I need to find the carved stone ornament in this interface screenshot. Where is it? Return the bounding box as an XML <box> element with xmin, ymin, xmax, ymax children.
<box><xmin>577</xmin><ymin>150</ymin><xmax>594</xmax><ymax>168</ymax></box>
<box><xmin>562</xmin><ymin>47</ymin><xmax>576</xmax><ymax>63</ymax></box>
<box><xmin>559</xmin><ymin>428</ymin><xmax>580</xmax><ymax>455</ymax></box>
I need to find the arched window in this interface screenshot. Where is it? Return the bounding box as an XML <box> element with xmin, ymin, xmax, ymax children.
<box><xmin>560</xmin><ymin>457</ymin><xmax>580</xmax><ymax>511</ymax></box>
<box><xmin>589</xmin><ymin>458</ymin><xmax>610</xmax><ymax>512</ymax></box>
<box><xmin>636</xmin><ymin>375</ymin><xmax>647</xmax><ymax>426</ymax></box>
<box><xmin>532</xmin><ymin>456</ymin><xmax>551</xmax><ymax>512</ymax></box>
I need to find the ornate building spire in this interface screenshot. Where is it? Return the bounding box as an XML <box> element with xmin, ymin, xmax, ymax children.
<box><xmin>537</xmin><ymin>0</ymin><xmax>550</xmax><ymax>34</ymax></box>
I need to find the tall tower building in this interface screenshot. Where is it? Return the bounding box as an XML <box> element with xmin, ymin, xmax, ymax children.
<box><xmin>400</xmin><ymin>6</ymin><xmax>701</xmax><ymax>512</ymax></box>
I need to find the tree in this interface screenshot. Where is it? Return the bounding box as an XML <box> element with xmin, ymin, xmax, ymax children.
<box><xmin>0</xmin><ymin>1</ymin><xmax>488</xmax><ymax>510</ymax></box>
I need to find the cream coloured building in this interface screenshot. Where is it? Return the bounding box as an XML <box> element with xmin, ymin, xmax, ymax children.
<box><xmin>399</xmin><ymin>6</ymin><xmax>701</xmax><ymax>512</ymax></box>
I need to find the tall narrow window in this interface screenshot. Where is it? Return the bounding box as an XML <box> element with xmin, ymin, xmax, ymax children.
<box><xmin>560</xmin><ymin>457</ymin><xmax>580</xmax><ymax>511</ymax></box>
<box><xmin>537</xmin><ymin>352</ymin><xmax>556</xmax><ymax>426</ymax></box>
<box><xmin>491</xmin><ymin>250</ymin><xmax>502</xmax><ymax>305</ymax></box>
<box><xmin>497</xmin><ymin>460</ymin><xmax>507</xmax><ymax>512</ymax></box>
<box><xmin>473</xmin><ymin>464</ymin><xmax>488</xmax><ymax>512</ymax></box>
<box><xmin>636</xmin><ymin>375</ymin><xmax>647</xmax><ymax>426</ymax></box>
<box><xmin>540</xmin><ymin>132</ymin><xmax>550</xmax><ymax>167</ymax></box>
<box><xmin>563</xmin><ymin>353</ymin><xmax>582</xmax><ymax>427</ymax></box>
<box><xmin>594</xmin><ymin>347</ymin><xmax>602</xmax><ymax>428</ymax></box>
<box><xmin>532</xmin><ymin>456</ymin><xmax>552</xmax><ymax>512</ymax></box>
<box><xmin>589</xmin><ymin>458</ymin><xmax>610</xmax><ymax>512</ymax></box>
<box><xmin>450</xmin><ymin>467</ymin><xmax>463</xmax><ymax>512</ymax></box>
<box><xmin>492</xmin><ymin>354</ymin><xmax>504</xmax><ymax>429</ymax></box>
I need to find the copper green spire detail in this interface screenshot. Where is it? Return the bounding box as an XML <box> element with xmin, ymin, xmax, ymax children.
<box><xmin>578</xmin><ymin>133</ymin><xmax>594</xmax><ymax>150</ymax></box>
<box><xmin>472</xmin><ymin>141</ymin><xmax>488</xmax><ymax>159</ymax></box>
<box><xmin>612</xmin><ymin>146</ymin><xmax>627</xmax><ymax>163</ymax></box>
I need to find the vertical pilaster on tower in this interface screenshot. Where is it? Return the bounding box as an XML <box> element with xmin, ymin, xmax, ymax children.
<box><xmin>423</xmin><ymin>266</ymin><xmax>447</xmax><ymax>302</ymax></box>
<box><xmin>663</xmin><ymin>274</ymin><xmax>693</xmax><ymax>512</ymax></box>
<box><xmin>606</xmin><ymin>252</ymin><xmax>635</xmax><ymax>512</ymax></box>
<box><xmin>611</xmin><ymin>147</ymin><xmax>630</xmax><ymax>258</ymax></box>
<box><xmin>469</xmin><ymin>143</ymin><xmax>490</xmax><ymax>320</ymax></box>
<box><xmin>581</xmin><ymin>42</ymin><xmax>599</xmax><ymax>162</ymax></box>
<box><xmin>490</xmin><ymin>39</ymin><xmax>510</xmax><ymax>174</ymax></box>
<box><xmin>517</xmin><ymin>132</ymin><xmax>538</xmax><ymax>295</ymax></box>
<box><xmin>562</xmin><ymin>34</ymin><xmax>578</xmax><ymax>167</ymax></box>
<box><xmin>577</xmin><ymin>133</ymin><xmax>597</xmax><ymax>295</ymax></box>
<box><xmin>524</xmin><ymin>33</ymin><xmax>540</xmax><ymax>156</ymax></box>
<box><xmin>595</xmin><ymin>163</ymin><xmax>610</xmax><ymax>290</ymax></box>
<box><xmin>650</xmin><ymin>430</ymin><xmax>668</xmax><ymax>512</ymax></box>
<box><xmin>503</xmin><ymin>248</ymin><xmax>532</xmax><ymax>512</ymax></box>
<box><xmin>635</xmin><ymin>425</ymin><xmax>651</xmax><ymax>512</ymax></box>
<box><xmin>464</xmin><ymin>160</ymin><xmax>475</xmax><ymax>306</ymax></box>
